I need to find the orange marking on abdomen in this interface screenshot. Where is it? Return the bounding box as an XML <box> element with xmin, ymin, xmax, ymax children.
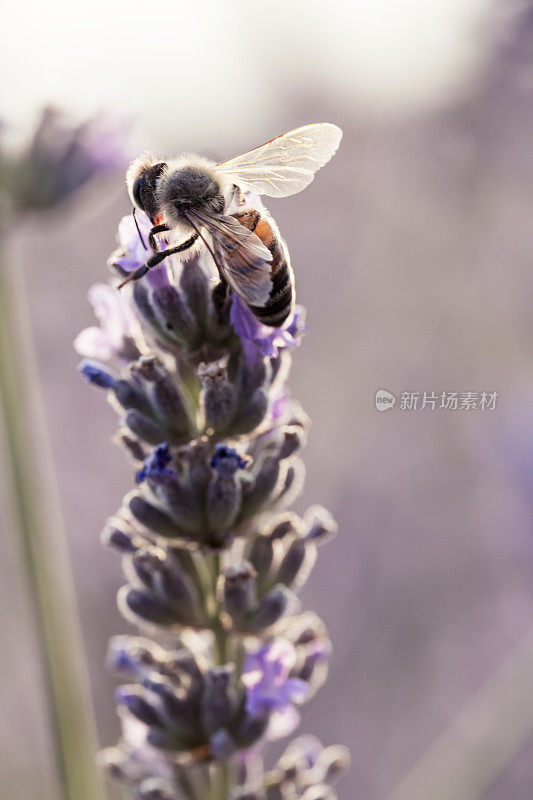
<box><xmin>253</xmin><ymin>218</ymin><xmax>275</xmax><ymax>249</ymax></box>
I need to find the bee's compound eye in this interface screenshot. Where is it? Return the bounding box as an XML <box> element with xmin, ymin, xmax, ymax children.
<box><xmin>132</xmin><ymin>175</ymin><xmax>146</xmax><ymax>211</ymax></box>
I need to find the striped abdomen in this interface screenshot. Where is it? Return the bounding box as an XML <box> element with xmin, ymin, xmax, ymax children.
<box><xmin>233</xmin><ymin>209</ymin><xmax>295</xmax><ymax>328</ymax></box>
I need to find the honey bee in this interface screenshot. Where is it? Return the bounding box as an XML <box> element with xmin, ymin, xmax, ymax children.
<box><xmin>122</xmin><ymin>123</ymin><xmax>342</xmax><ymax>327</ymax></box>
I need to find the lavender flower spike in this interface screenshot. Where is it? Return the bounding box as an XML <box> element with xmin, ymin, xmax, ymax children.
<box><xmin>1</xmin><ymin>106</ymin><xmax>129</xmax><ymax>211</ymax></box>
<box><xmin>78</xmin><ymin>147</ymin><xmax>348</xmax><ymax>799</ymax></box>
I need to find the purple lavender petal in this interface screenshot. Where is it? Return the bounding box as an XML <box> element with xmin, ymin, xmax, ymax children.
<box><xmin>271</xmin><ymin>389</ymin><xmax>291</xmax><ymax>423</ymax></box>
<box><xmin>117</xmin><ymin>213</ymin><xmax>151</xmax><ymax>271</ymax></box>
<box><xmin>73</xmin><ymin>326</ymin><xmax>113</xmax><ymax>361</ymax></box>
<box><xmin>266</xmin><ymin>707</ymin><xmax>301</xmax><ymax>741</ymax></box>
<box><xmin>283</xmin><ymin>678</ymin><xmax>309</xmax><ymax>704</ymax></box>
<box><xmin>230</xmin><ymin>295</ymin><xmax>307</xmax><ymax>360</ymax></box>
<box><xmin>243</xmin><ymin>640</ymin><xmax>307</xmax><ymax>717</ymax></box>
<box><xmin>74</xmin><ymin>282</ymin><xmax>142</xmax><ymax>362</ymax></box>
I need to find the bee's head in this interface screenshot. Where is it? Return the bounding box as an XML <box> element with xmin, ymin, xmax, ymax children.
<box><xmin>157</xmin><ymin>155</ymin><xmax>226</xmax><ymax>227</ymax></box>
<box><xmin>126</xmin><ymin>154</ymin><xmax>167</xmax><ymax>222</ymax></box>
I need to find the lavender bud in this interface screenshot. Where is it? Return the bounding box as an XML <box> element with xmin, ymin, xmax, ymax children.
<box><xmin>279</xmin><ymin>734</ymin><xmax>322</xmax><ymax>771</ymax></box>
<box><xmin>132</xmin><ymin>357</ymin><xmax>193</xmax><ymax>436</ymax></box>
<box><xmin>131</xmin><ymin>548</ymin><xmax>200</xmax><ymax>622</ymax></box>
<box><xmin>207</xmin><ymin>447</ymin><xmax>248</xmax><ymax>531</ymax></box>
<box><xmin>184</xmin><ymin>437</ymin><xmax>212</xmax><ymax>495</ymax></box>
<box><xmin>239</xmin><ymin>456</ymin><xmax>281</xmax><ymax>520</ymax></box>
<box><xmin>78</xmin><ymin>359</ymin><xmax>116</xmax><ymax>389</ymax></box>
<box><xmin>107</xmin><ymin>635</ymin><xmax>160</xmax><ymax>675</ymax></box>
<box><xmin>142</xmin><ymin>675</ymin><xmax>199</xmax><ymax>734</ymax></box>
<box><xmin>249</xmin><ymin>585</ymin><xmax>291</xmax><ymax>631</ymax></box>
<box><xmin>133</xmin><ymin>282</ymin><xmax>158</xmax><ymax>327</ymax></box>
<box><xmin>209</xmin><ymin>729</ymin><xmax>236</xmax><ymax>759</ymax></box>
<box><xmin>118</xmin><ymin>586</ymin><xmax>179</xmax><ymax>627</ymax></box>
<box><xmin>116</xmin><ymin>429</ymin><xmax>147</xmax><ymax>462</ymax></box>
<box><xmin>164</xmin><ymin>649</ymin><xmax>203</xmax><ymax>685</ymax></box>
<box><xmin>115</xmin><ymin>686</ymin><xmax>161</xmax><ymax>726</ymax></box>
<box><xmin>264</xmin><ymin>782</ymin><xmax>286</xmax><ymax>800</ymax></box>
<box><xmin>179</xmin><ymin>255</ymin><xmax>210</xmax><ymax>325</ymax></box>
<box><xmin>298</xmin><ymin>650</ymin><xmax>330</xmax><ymax>689</ymax></box>
<box><xmin>97</xmin><ymin>746</ymin><xmax>129</xmax><ymax>781</ymax></box>
<box><xmin>274</xmin><ymin>459</ymin><xmax>305</xmax><ymax>509</ymax></box>
<box><xmin>151</xmin><ymin>378</ymin><xmax>192</xmax><ymax>435</ymax></box>
<box><xmin>249</xmin><ymin>534</ymin><xmax>274</xmax><ymax>576</ymax></box>
<box><xmin>276</xmin><ymin>538</ymin><xmax>307</xmax><ymax>587</ymax></box>
<box><xmin>277</xmin><ymin>539</ymin><xmax>316</xmax><ymax>590</ymax></box>
<box><xmin>124</xmin><ymin>410</ymin><xmax>168</xmax><ymax>445</ymax></box>
<box><xmin>232</xmin><ymin>388</ymin><xmax>269</xmax><ymax>435</ymax></box>
<box><xmin>101</xmin><ymin>520</ymin><xmax>142</xmax><ymax>552</ymax></box>
<box><xmin>279</xmin><ymin>425</ymin><xmax>307</xmax><ymax>460</ymax></box>
<box><xmin>201</xmin><ymin>666</ymin><xmax>237</xmax><ymax>735</ymax></box>
<box><xmin>230</xmin><ymin>348</ymin><xmax>268</xmax><ymax>401</ymax></box>
<box><xmin>264</xmin><ymin>513</ymin><xmax>302</xmax><ymax>540</ymax></box>
<box><xmin>303</xmin><ymin>505</ymin><xmax>338</xmax><ymax>546</ymax></box>
<box><xmin>199</xmin><ymin>362</ymin><xmax>236</xmax><ymax>432</ymax></box>
<box><xmin>234</xmin><ymin>713</ymin><xmax>269</xmax><ymax>748</ymax></box>
<box><xmin>313</xmin><ymin>746</ymin><xmax>351</xmax><ymax>785</ymax></box>
<box><xmin>113</xmin><ymin>379</ymin><xmax>151</xmax><ymax>413</ymax></box>
<box><xmin>150</xmin><ymin>475</ymin><xmax>201</xmax><ymax>532</ymax></box>
<box><xmin>146</xmin><ymin>727</ymin><xmax>180</xmax><ymax>751</ymax></box>
<box><xmin>207</xmin><ymin>478</ymin><xmax>242</xmax><ymax>533</ymax></box>
<box><xmin>222</xmin><ymin>562</ymin><xmax>257</xmax><ymax>623</ymax></box>
<box><xmin>129</xmin><ymin>494</ymin><xmax>181</xmax><ymax>539</ymax></box>
<box><xmin>152</xmin><ymin>285</ymin><xmax>198</xmax><ymax>345</ymax></box>
<box><xmin>132</xmin><ymin>355</ymin><xmax>183</xmax><ymax>402</ymax></box>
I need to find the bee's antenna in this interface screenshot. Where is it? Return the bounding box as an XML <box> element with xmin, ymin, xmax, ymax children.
<box><xmin>132</xmin><ymin>206</ymin><xmax>148</xmax><ymax>251</ymax></box>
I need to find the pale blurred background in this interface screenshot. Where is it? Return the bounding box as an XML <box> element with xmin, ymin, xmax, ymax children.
<box><xmin>2</xmin><ymin>1</ymin><xmax>533</xmax><ymax>798</ymax></box>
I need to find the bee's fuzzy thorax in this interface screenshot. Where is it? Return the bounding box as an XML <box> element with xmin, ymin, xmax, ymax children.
<box><xmin>156</xmin><ymin>153</ymin><xmax>232</xmax><ymax>229</ymax></box>
<box><xmin>162</xmin><ymin>152</ymin><xmax>217</xmax><ymax>177</ymax></box>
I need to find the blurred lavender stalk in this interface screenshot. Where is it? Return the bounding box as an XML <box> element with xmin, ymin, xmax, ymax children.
<box><xmin>0</xmin><ymin>107</ymin><xmax>127</xmax><ymax>800</ymax></box>
<box><xmin>76</xmin><ymin>201</ymin><xmax>350</xmax><ymax>798</ymax></box>
<box><xmin>385</xmin><ymin>629</ymin><xmax>533</xmax><ymax>800</ymax></box>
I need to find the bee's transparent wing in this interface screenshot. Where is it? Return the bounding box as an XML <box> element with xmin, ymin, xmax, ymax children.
<box><xmin>216</xmin><ymin>123</ymin><xmax>342</xmax><ymax>198</ymax></box>
<box><xmin>190</xmin><ymin>209</ymin><xmax>273</xmax><ymax>306</ymax></box>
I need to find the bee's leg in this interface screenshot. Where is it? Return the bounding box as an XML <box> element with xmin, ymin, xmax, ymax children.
<box><xmin>148</xmin><ymin>223</ymin><xmax>170</xmax><ymax>252</ymax></box>
<box><xmin>213</xmin><ymin>276</ymin><xmax>228</xmax><ymax>305</ymax></box>
<box><xmin>117</xmin><ymin>232</ymin><xmax>200</xmax><ymax>290</ymax></box>
<box><xmin>117</xmin><ymin>249</ymin><xmax>169</xmax><ymax>289</ymax></box>
<box><xmin>212</xmin><ymin>277</ymin><xmax>230</xmax><ymax>323</ymax></box>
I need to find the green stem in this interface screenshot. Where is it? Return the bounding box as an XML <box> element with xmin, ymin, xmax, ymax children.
<box><xmin>174</xmin><ymin>764</ymin><xmax>200</xmax><ymax>800</ymax></box>
<box><xmin>0</xmin><ymin>235</ymin><xmax>105</xmax><ymax>800</ymax></box>
<box><xmin>210</xmin><ymin>552</ymin><xmax>229</xmax><ymax>666</ymax></box>
<box><xmin>205</xmin><ymin>551</ymin><xmax>233</xmax><ymax>800</ymax></box>
<box><xmin>217</xmin><ymin>760</ymin><xmax>231</xmax><ymax>800</ymax></box>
